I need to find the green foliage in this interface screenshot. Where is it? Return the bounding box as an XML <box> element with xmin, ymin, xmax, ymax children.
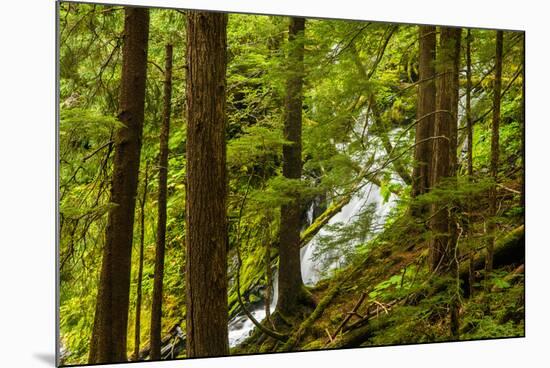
<box><xmin>58</xmin><ymin>3</ymin><xmax>524</xmax><ymax>363</ymax></box>
<box><xmin>312</xmin><ymin>203</ymin><xmax>377</xmax><ymax>273</ymax></box>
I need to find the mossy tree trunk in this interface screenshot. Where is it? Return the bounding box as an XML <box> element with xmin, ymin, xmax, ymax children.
<box><xmin>412</xmin><ymin>25</ymin><xmax>436</xmax><ymax>204</ymax></box>
<box><xmin>277</xmin><ymin>17</ymin><xmax>308</xmax><ymax>316</ymax></box>
<box><xmin>429</xmin><ymin>27</ymin><xmax>461</xmax><ymax>273</ymax></box>
<box><xmin>486</xmin><ymin>30</ymin><xmax>504</xmax><ymax>279</ymax></box>
<box><xmin>429</xmin><ymin>26</ymin><xmax>461</xmax><ymax>338</ymax></box>
<box><xmin>185</xmin><ymin>11</ymin><xmax>229</xmax><ymax>358</ymax></box>
<box><xmin>465</xmin><ymin>29</ymin><xmax>475</xmax><ymax>298</ymax></box>
<box><xmin>89</xmin><ymin>7</ymin><xmax>150</xmax><ymax>364</ymax></box>
<box><xmin>133</xmin><ymin>163</ymin><xmax>149</xmax><ymax>360</ymax></box>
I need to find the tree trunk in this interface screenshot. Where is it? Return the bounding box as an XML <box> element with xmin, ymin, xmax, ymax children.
<box><xmin>449</xmin><ymin>27</ymin><xmax>462</xmax><ymax>339</ymax></box>
<box><xmin>465</xmin><ymin>29</ymin><xmax>475</xmax><ymax>298</ymax></box>
<box><xmin>277</xmin><ymin>17</ymin><xmax>308</xmax><ymax>316</ymax></box>
<box><xmin>412</xmin><ymin>25</ymin><xmax>436</xmax><ymax>202</ymax></box>
<box><xmin>150</xmin><ymin>44</ymin><xmax>173</xmax><ymax>361</ymax></box>
<box><xmin>264</xmin><ymin>224</ymin><xmax>273</xmax><ymax>325</ymax></box>
<box><xmin>486</xmin><ymin>30</ymin><xmax>504</xmax><ymax>279</ymax></box>
<box><xmin>89</xmin><ymin>7</ymin><xmax>149</xmax><ymax>364</ymax></box>
<box><xmin>185</xmin><ymin>11</ymin><xmax>229</xmax><ymax>358</ymax></box>
<box><xmin>429</xmin><ymin>27</ymin><xmax>461</xmax><ymax>273</ymax></box>
<box><xmin>449</xmin><ymin>29</ymin><xmax>462</xmax><ymax>177</ymax></box>
<box><xmin>466</xmin><ymin>29</ymin><xmax>474</xmax><ymax>180</ymax></box>
<box><xmin>133</xmin><ymin>163</ymin><xmax>149</xmax><ymax>360</ymax></box>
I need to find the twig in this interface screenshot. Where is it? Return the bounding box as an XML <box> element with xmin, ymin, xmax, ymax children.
<box><xmin>331</xmin><ymin>292</ymin><xmax>367</xmax><ymax>339</ymax></box>
<box><xmin>325</xmin><ymin>328</ymin><xmax>334</xmax><ymax>343</ymax></box>
<box><xmin>497</xmin><ymin>183</ymin><xmax>521</xmax><ymax>194</ymax></box>
<box><xmin>82</xmin><ymin>140</ymin><xmax>113</xmax><ymax>162</ymax></box>
<box><xmin>373</xmin><ymin>300</ymin><xmax>389</xmax><ymax>314</ymax></box>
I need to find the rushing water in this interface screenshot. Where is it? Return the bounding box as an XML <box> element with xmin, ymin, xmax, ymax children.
<box><xmin>301</xmin><ymin>183</ymin><xmax>395</xmax><ymax>286</ymax></box>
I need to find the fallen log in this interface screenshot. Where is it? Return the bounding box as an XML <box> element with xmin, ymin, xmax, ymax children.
<box><xmin>299</xmin><ymin>171</ymin><xmax>401</xmax><ymax>249</ymax></box>
<box><xmin>279</xmin><ymin>276</ymin><xmax>348</xmax><ymax>352</ymax></box>
<box><xmin>299</xmin><ymin>195</ymin><xmax>353</xmax><ymax>248</ymax></box>
<box><xmin>461</xmin><ymin>225</ymin><xmax>524</xmax><ymax>297</ymax></box>
<box><xmin>322</xmin><ymin>226</ymin><xmax>524</xmax><ymax>350</ymax></box>
<box><xmin>326</xmin><ymin>316</ymin><xmax>391</xmax><ymax>349</ymax></box>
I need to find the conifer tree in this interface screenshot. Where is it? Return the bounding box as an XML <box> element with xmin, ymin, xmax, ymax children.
<box><xmin>412</xmin><ymin>26</ymin><xmax>436</xmax><ymax>203</ymax></box>
<box><xmin>185</xmin><ymin>11</ymin><xmax>229</xmax><ymax>357</ymax></box>
<box><xmin>89</xmin><ymin>7</ymin><xmax>150</xmax><ymax>364</ymax></box>
<box><xmin>485</xmin><ymin>30</ymin><xmax>504</xmax><ymax>279</ymax></box>
<box><xmin>150</xmin><ymin>44</ymin><xmax>173</xmax><ymax>360</ymax></box>
<box><xmin>276</xmin><ymin>17</ymin><xmax>311</xmax><ymax>317</ymax></box>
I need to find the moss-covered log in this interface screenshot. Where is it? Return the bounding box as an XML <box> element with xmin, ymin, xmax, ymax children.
<box><xmin>279</xmin><ymin>277</ymin><xmax>346</xmax><ymax>351</ymax></box>
<box><xmin>326</xmin><ymin>317</ymin><xmax>391</xmax><ymax>349</ymax></box>
<box><xmin>299</xmin><ymin>195</ymin><xmax>352</xmax><ymax>248</ymax></box>
<box><xmin>461</xmin><ymin>225</ymin><xmax>524</xmax><ymax>296</ymax></box>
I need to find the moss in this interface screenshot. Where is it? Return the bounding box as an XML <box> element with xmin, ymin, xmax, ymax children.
<box><xmin>302</xmin><ymin>340</ymin><xmax>324</xmax><ymax>350</ymax></box>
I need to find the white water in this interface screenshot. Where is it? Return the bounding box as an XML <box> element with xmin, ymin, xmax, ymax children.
<box><xmin>301</xmin><ymin>183</ymin><xmax>395</xmax><ymax>285</ymax></box>
<box><xmin>228</xmin><ymin>271</ymin><xmax>279</xmax><ymax>347</ymax></box>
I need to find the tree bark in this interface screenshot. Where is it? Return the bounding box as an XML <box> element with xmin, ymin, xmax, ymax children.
<box><xmin>277</xmin><ymin>17</ymin><xmax>308</xmax><ymax>316</ymax></box>
<box><xmin>89</xmin><ymin>7</ymin><xmax>149</xmax><ymax>364</ymax></box>
<box><xmin>150</xmin><ymin>44</ymin><xmax>173</xmax><ymax>361</ymax></box>
<box><xmin>486</xmin><ymin>30</ymin><xmax>504</xmax><ymax>279</ymax></box>
<box><xmin>185</xmin><ymin>11</ymin><xmax>229</xmax><ymax>358</ymax></box>
<box><xmin>133</xmin><ymin>163</ymin><xmax>149</xmax><ymax>360</ymax></box>
<box><xmin>412</xmin><ymin>26</ymin><xmax>436</xmax><ymax>201</ymax></box>
<box><xmin>429</xmin><ymin>27</ymin><xmax>461</xmax><ymax>273</ymax></box>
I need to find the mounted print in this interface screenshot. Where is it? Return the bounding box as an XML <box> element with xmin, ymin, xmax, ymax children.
<box><xmin>57</xmin><ymin>1</ymin><xmax>525</xmax><ymax>366</ymax></box>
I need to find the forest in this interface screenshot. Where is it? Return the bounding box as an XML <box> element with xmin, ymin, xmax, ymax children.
<box><xmin>58</xmin><ymin>2</ymin><xmax>525</xmax><ymax>366</ymax></box>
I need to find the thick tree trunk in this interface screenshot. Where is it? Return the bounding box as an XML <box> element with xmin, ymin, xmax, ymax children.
<box><xmin>412</xmin><ymin>26</ymin><xmax>436</xmax><ymax>201</ymax></box>
<box><xmin>88</xmin><ymin>7</ymin><xmax>149</xmax><ymax>364</ymax></box>
<box><xmin>185</xmin><ymin>11</ymin><xmax>229</xmax><ymax>358</ymax></box>
<box><xmin>277</xmin><ymin>17</ymin><xmax>308</xmax><ymax>316</ymax></box>
<box><xmin>427</xmin><ymin>27</ymin><xmax>462</xmax><ymax>338</ymax></box>
<box><xmin>133</xmin><ymin>163</ymin><xmax>149</xmax><ymax>360</ymax></box>
<box><xmin>150</xmin><ymin>44</ymin><xmax>173</xmax><ymax>361</ymax></box>
<box><xmin>429</xmin><ymin>27</ymin><xmax>461</xmax><ymax>273</ymax></box>
<box><xmin>486</xmin><ymin>30</ymin><xmax>504</xmax><ymax>278</ymax></box>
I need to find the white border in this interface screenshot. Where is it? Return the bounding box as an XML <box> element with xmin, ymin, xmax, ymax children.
<box><xmin>1</xmin><ymin>0</ymin><xmax>547</xmax><ymax>367</ymax></box>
